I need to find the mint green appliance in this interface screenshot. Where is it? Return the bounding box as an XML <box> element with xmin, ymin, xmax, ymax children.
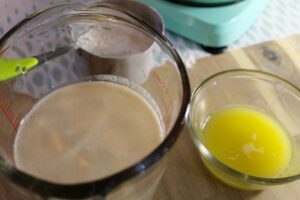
<box><xmin>140</xmin><ymin>0</ymin><xmax>268</xmax><ymax>53</ymax></box>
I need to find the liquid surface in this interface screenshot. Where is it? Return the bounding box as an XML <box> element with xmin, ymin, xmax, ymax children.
<box><xmin>201</xmin><ymin>106</ymin><xmax>292</xmax><ymax>178</ymax></box>
<box><xmin>14</xmin><ymin>81</ymin><xmax>163</xmax><ymax>183</ymax></box>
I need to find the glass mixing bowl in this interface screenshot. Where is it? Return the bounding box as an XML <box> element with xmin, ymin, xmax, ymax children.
<box><xmin>189</xmin><ymin>69</ymin><xmax>300</xmax><ymax>190</ymax></box>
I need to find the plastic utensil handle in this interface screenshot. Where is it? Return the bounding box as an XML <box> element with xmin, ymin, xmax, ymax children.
<box><xmin>0</xmin><ymin>45</ymin><xmax>73</xmax><ymax>82</ymax></box>
<box><xmin>0</xmin><ymin>57</ymin><xmax>39</xmax><ymax>82</ymax></box>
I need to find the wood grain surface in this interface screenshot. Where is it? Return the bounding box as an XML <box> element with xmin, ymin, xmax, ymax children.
<box><xmin>153</xmin><ymin>34</ymin><xmax>300</xmax><ymax>200</ymax></box>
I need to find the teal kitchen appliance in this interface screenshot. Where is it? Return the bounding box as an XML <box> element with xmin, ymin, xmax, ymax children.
<box><xmin>140</xmin><ymin>0</ymin><xmax>268</xmax><ymax>53</ymax></box>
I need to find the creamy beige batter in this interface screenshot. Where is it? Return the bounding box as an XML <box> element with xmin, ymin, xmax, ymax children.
<box><xmin>14</xmin><ymin>81</ymin><xmax>163</xmax><ymax>184</ymax></box>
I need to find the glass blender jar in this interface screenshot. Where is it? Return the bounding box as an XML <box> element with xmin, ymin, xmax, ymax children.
<box><xmin>0</xmin><ymin>2</ymin><xmax>190</xmax><ymax>199</ymax></box>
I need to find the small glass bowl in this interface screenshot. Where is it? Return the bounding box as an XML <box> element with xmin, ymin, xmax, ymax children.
<box><xmin>188</xmin><ymin>69</ymin><xmax>300</xmax><ymax>190</ymax></box>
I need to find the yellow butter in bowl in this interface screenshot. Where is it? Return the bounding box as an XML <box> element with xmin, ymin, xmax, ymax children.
<box><xmin>199</xmin><ymin>106</ymin><xmax>292</xmax><ymax>188</ymax></box>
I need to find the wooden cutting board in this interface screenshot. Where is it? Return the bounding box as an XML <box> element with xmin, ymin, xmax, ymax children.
<box><xmin>154</xmin><ymin>34</ymin><xmax>300</xmax><ymax>200</ymax></box>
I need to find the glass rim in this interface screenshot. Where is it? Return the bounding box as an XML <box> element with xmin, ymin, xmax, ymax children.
<box><xmin>189</xmin><ymin>68</ymin><xmax>300</xmax><ymax>185</ymax></box>
<box><xmin>0</xmin><ymin>2</ymin><xmax>191</xmax><ymax>199</ymax></box>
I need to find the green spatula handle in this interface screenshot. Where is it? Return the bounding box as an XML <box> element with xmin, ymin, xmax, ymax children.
<box><xmin>0</xmin><ymin>57</ymin><xmax>38</xmax><ymax>82</ymax></box>
<box><xmin>0</xmin><ymin>45</ymin><xmax>74</xmax><ymax>82</ymax></box>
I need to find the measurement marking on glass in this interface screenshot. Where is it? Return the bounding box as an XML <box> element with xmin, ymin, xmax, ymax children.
<box><xmin>0</xmin><ymin>99</ymin><xmax>19</xmax><ymax>130</ymax></box>
<box><xmin>151</xmin><ymin>71</ymin><xmax>172</xmax><ymax>120</ymax></box>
